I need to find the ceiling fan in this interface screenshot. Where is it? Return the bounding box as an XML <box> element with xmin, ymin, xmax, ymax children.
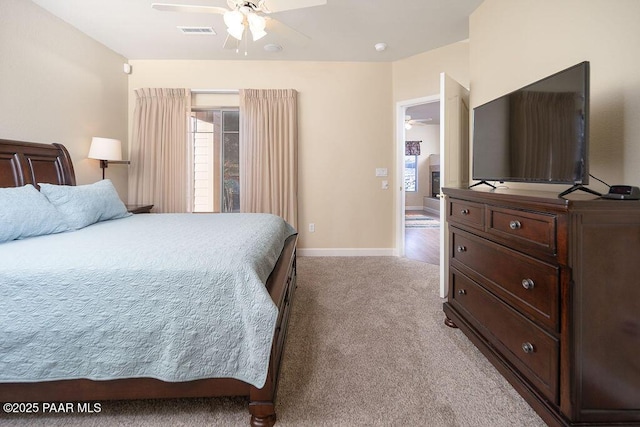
<box><xmin>152</xmin><ymin>0</ymin><xmax>326</xmax><ymax>50</ymax></box>
<box><xmin>404</xmin><ymin>115</ymin><xmax>432</xmax><ymax>130</ymax></box>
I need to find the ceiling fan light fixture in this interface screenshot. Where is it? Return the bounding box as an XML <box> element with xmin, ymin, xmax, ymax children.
<box><xmin>224</xmin><ymin>9</ymin><xmax>243</xmax><ymax>27</ymax></box>
<box><xmin>251</xmin><ymin>28</ymin><xmax>267</xmax><ymax>41</ymax></box>
<box><xmin>223</xmin><ymin>9</ymin><xmax>245</xmax><ymax>40</ymax></box>
<box><xmin>247</xmin><ymin>13</ymin><xmax>267</xmax><ymax>41</ymax></box>
<box><xmin>405</xmin><ymin>122</ymin><xmax>412</xmax><ymax>130</ymax></box>
<box><xmin>227</xmin><ymin>25</ymin><xmax>245</xmax><ymax>40</ymax></box>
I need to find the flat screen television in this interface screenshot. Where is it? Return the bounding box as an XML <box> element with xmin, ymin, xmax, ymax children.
<box><xmin>471</xmin><ymin>61</ymin><xmax>591</xmax><ymax>194</ymax></box>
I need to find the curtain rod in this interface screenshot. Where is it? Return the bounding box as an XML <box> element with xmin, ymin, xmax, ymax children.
<box><xmin>133</xmin><ymin>89</ymin><xmax>239</xmax><ymax>94</ymax></box>
<box><xmin>191</xmin><ymin>89</ymin><xmax>239</xmax><ymax>94</ymax></box>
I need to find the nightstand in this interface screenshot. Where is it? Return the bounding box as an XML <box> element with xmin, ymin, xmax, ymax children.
<box><xmin>125</xmin><ymin>204</ymin><xmax>154</xmax><ymax>214</ymax></box>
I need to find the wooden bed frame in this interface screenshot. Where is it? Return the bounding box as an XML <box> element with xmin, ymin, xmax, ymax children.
<box><xmin>0</xmin><ymin>139</ymin><xmax>298</xmax><ymax>427</ymax></box>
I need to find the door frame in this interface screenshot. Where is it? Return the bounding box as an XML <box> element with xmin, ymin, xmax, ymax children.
<box><xmin>395</xmin><ymin>94</ymin><xmax>440</xmax><ymax>257</ymax></box>
<box><xmin>439</xmin><ymin>73</ymin><xmax>470</xmax><ymax>298</ymax></box>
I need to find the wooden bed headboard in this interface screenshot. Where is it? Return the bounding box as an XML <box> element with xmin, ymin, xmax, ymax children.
<box><xmin>0</xmin><ymin>139</ymin><xmax>76</xmax><ymax>188</ymax></box>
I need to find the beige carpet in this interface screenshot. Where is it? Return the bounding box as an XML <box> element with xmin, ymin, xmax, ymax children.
<box><xmin>1</xmin><ymin>257</ymin><xmax>545</xmax><ymax>427</ymax></box>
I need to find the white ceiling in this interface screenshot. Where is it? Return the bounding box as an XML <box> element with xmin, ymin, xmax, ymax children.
<box><xmin>406</xmin><ymin>102</ymin><xmax>440</xmax><ymax>125</ymax></box>
<box><xmin>30</xmin><ymin>0</ymin><xmax>483</xmax><ymax>62</ymax></box>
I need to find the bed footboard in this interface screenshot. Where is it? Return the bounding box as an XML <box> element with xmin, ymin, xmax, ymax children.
<box><xmin>249</xmin><ymin>235</ymin><xmax>297</xmax><ymax>427</ymax></box>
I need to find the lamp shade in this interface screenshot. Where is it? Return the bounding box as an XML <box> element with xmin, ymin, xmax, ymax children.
<box><xmin>227</xmin><ymin>25</ymin><xmax>245</xmax><ymax>40</ymax></box>
<box><xmin>224</xmin><ymin>10</ymin><xmax>245</xmax><ymax>40</ymax></box>
<box><xmin>248</xmin><ymin>13</ymin><xmax>267</xmax><ymax>41</ymax></box>
<box><xmin>223</xmin><ymin>10</ymin><xmax>243</xmax><ymax>28</ymax></box>
<box><xmin>88</xmin><ymin>137</ymin><xmax>122</xmax><ymax>161</ymax></box>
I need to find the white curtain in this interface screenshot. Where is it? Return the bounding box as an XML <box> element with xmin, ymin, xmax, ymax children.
<box><xmin>239</xmin><ymin>89</ymin><xmax>298</xmax><ymax>228</ymax></box>
<box><xmin>129</xmin><ymin>88</ymin><xmax>192</xmax><ymax>213</ymax></box>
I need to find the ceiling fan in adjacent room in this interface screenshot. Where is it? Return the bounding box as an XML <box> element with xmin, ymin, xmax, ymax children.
<box><xmin>152</xmin><ymin>0</ymin><xmax>326</xmax><ymax>51</ymax></box>
<box><xmin>404</xmin><ymin>115</ymin><xmax>432</xmax><ymax>130</ymax></box>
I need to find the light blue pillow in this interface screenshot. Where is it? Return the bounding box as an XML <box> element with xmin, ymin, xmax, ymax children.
<box><xmin>39</xmin><ymin>179</ymin><xmax>131</xmax><ymax>230</ymax></box>
<box><xmin>0</xmin><ymin>184</ymin><xmax>69</xmax><ymax>243</ymax></box>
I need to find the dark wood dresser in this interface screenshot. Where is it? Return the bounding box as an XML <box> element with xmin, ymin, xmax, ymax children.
<box><xmin>442</xmin><ymin>187</ymin><xmax>640</xmax><ymax>426</ymax></box>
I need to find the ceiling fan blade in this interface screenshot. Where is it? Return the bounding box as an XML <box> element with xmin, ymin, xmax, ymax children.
<box><xmin>151</xmin><ymin>3</ymin><xmax>228</xmax><ymax>15</ymax></box>
<box><xmin>260</xmin><ymin>0</ymin><xmax>326</xmax><ymax>13</ymax></box>
<box><xmin>265</xmin><ymin>17</ymin><xmax>310</xmax><ymax>46</ymax></box>
<box><xmin>223</xmin><ymin>34</ymin><xmax>241</xmax><ymax>50</ymax></box>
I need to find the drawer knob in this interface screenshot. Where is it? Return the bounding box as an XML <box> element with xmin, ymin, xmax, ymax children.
<box><xmin>456</xmin><ymin>245</ymin><xmax>467</xmax><ymax>253</ymax></box>
<box><xmin>461</xmin><ymin>209</ymin><xmax>470</xmax><ymax>215</ymax></box>
<box><xmin>457</xmin><ymin>289</ymin><xmax>467</xmax><ymax>296</ymax></box>
<box><xmin>509</xmin><ymin>220</ymin><xmax>522</xmax><ymax>230</ymax></box>
<box><xmin>522</xmin><ymin>342</ymin><xmax>535</xmax><ymax>354</ymax></box>
<box><xmin>522</xmin><ymin>278</ymin><xmax>535</xmax><ymax>290</ymax></box>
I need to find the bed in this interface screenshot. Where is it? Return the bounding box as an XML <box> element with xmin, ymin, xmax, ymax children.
<box><xmin>0</xmin><ymin>138</ymin><xmax>298</xmax><ymax>427</ymax></box>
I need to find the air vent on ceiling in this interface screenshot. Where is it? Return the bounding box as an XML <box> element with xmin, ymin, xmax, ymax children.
<box><xmin>177</xmin><ymin>26</ymin><xmax>216</xmax><ymax>35</ymax></box>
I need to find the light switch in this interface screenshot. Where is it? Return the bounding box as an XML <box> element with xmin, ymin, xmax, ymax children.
<box><xmin>375</xmin><ymin>168</ymin><xmax>388</xmax><ymax>177</ymax></box>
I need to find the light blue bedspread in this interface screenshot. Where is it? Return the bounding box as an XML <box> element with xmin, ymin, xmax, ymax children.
<box><xmin>0</xmin><ymin>213</ymin><xmax>296</xmax><ymax>388</ymax></box>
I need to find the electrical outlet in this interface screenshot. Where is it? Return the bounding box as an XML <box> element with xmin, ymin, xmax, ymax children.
<box><xmin>309</xmin><ymin>223</ymin><xmax>315</xmax><ymax>233</ymax></box>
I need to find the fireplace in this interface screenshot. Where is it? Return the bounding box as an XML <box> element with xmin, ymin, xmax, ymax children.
<box><xmin>431</xmin><ymin>171</ymin><xmax>440</xmax><ymax>198</ymax></box>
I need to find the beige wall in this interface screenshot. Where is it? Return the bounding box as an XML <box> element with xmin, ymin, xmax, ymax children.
<box><xmin>392</xmin><ymin>41</ymin><xmax>470</xmax><ymax>104</ymax></box>
<box><xmin>0</xmin><ymin>0</ymin><xmax>129</xmax><ymax>198</ymax></box>
<box><xmin>470</xmin><ymin>0</ymin><xmax>640</xmax><ymax>190</ymax></box>
<box><xmin>128</xmin><ymin>60</ymin><xmax>394</xmax><ymax>251</ymax></box>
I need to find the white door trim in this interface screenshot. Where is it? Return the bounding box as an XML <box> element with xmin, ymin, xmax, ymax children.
<box><xmin>439</xmin><ymin>73</ymin><xmax>470</xmax><ymax>298</ymax></box>
<box><xmin>395</xmin><ymin>94</ymin><xmax>440</xmax><ymax>258</ymax></box>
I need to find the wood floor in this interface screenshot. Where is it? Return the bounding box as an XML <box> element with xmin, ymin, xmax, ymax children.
<box><xmin>404</xmin><ymin>210</ymin><xmax>440</xmax><ymax>266</ymax></box>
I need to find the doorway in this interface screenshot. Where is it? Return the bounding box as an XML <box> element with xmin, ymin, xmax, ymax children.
<box><xmin>396</xmin><ymin>75</ymin><xmax>470</xmax><ymax>297</ymax></box>
<box><xmin>396</xmin><ymin>96</ymin><xmax>441</xmax><ymax>265</ymax></box>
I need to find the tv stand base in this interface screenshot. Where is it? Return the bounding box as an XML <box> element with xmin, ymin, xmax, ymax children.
<box><xmin>558</xmin><ymin>184</ymin><xmax>602</xmax><ymax>198</ymax></box>
<box><xmin>468</xmin><ymin>180</ymin><xmax>496</xmax><ymax>190</ymax></box>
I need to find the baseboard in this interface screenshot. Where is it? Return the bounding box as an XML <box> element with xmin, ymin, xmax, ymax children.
<box><xmin>423</xmin><ymin>207</ymin><xmax>439</xmax><ymax>216</ymax></box>
<box><xmin>406</xmin><ymin>206</ymin><xmax>440</xmax><ymax>215</ymax></box>
<box><xmin>423</xmin><ymin>197</ymin><xmax>440</xmax><ymax>216</ymax></box>
<box><xmin>298</xmin><ymin>248</ymin><xmax>397</xmax><ymax>257</ymax></box>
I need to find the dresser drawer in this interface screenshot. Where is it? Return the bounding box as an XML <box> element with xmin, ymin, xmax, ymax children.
<box><xmin>450</xmin><ymin>229</ymin><xmax>560</xmax><ymax>330</ymax></box>
<box><xmin>450</xmin><ymin>271</ymin><xmax>559</xmax><ymax>403</ymax></box>
<box><xmin>487</xmin><ymin>206</ymin><xmax>557</xmax><ymax>256</ymax></box>
<box><xmin>448</xmin><ymin>198</ymin><xmax>484</xmax><ymax>230</ymax></box>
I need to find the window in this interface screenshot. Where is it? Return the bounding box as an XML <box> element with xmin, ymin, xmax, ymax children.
<box><xmin>404</xmin><ymin>155</ymin><xmax>418</xmax><ymax>192</ymax></box>
<box><xmin>190</xmin><ymin>109</ymin><xmax>240</xmax><ymax>212</ymax></box>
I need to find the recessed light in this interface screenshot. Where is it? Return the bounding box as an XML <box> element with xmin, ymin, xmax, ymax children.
<box><xmin>264</xmin><ymin>43</ymin><xmax>283</xmax><ymax>52</ymax></box>
<box><xmin>374</xmin><ymin>42</ymin><xmax>387</xmax><ymax>52</ymax></box>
